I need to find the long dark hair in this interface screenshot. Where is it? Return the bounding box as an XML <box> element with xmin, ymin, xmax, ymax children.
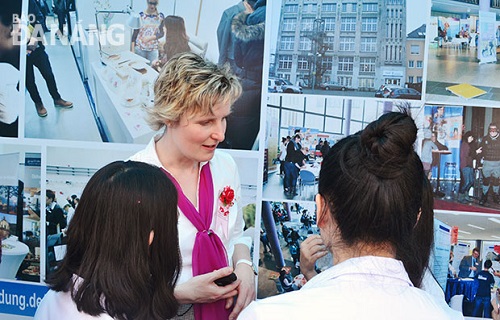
<box><xmin>46</xmin><ymin>161</ymin><xmax>181</xmax><ymax>319</ymax></box>
<box><xmin>462</xmin><ymin>130</ymin><xmax>473</xmax><ymax>143</ymax></box>
<box><xmin>161</xmin><ymin>15</ymin><xmax>190</xmax><ymax>62</ymax></box>
<box><xmin>318</xmin><ymin>111</ymin><xmax>433</xmax><ymax>287</ymax></box>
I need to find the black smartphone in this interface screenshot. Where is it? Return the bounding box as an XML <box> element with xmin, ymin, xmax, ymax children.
<box><xmin>214</xmin><ymin>273</ymin><xmax>237</xmax><ymax>286</ymax></box>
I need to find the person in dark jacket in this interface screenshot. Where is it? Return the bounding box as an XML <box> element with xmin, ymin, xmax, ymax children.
<box><xmin>45</xmin><ymin>190</ymin><xmax>67</xmax><ymax>235</ymax></box>
<box><xmin>217</xmin><ymin>0</ymin><xmax>256</xmax><ymax>72</ymax></box>
<box><xmin>27</xmin><ymin>0</ymin><xmax>73</xmax><ymax>117</ymax></box>
<box><xmin>53</xmin><ymin>0</ymin><xmax>69</xmax><ymax>36</ymax></box>
<box><xmin>458</xmin><ymin>131</ymin><xmax>476</xmax><ymax>203</ymax></box>
<box><xmin>477</xmin><ymin>123</ymin><xmax>500</xmax><ymax>205</ymax></box>
<box><xmin>233</xmin><ymin>0</ymin><xmax>265</xmax><ymax>81</ymax></box>
<box><xmin>472</xmin><ymin>259</ymin><xmax>495</xmax><ymax>317</ymax></box>
<box><xmin>220</xmin><ymin>0</ymin><xmax>265</xmax><ymax>150</ymax></box>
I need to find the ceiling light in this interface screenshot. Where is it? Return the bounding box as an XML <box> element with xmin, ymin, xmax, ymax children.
<box><xmin>467</xmin><ymin>224</ymin><xmax>485</xmax><ymax>230</ymax></box>
<box><xmin>488</xmin><ymin>218</ymin><xmax>500</xmax><ymax>224</ymax></box>
<box><xmin>458</xmin><ymin>230</ymin><xmax>471</xmax><ymax>234</ymax></box>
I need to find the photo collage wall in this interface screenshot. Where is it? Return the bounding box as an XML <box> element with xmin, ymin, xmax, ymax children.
<box><xmin>1</xmin><ymin>0</ymin><xmax>500</xmax><ymax>317</ymax></box>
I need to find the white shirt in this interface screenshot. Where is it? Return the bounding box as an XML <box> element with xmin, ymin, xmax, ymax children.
<box><xmin>238</xmin><ymin>256</ymin><xmax>463</xmax><ymax>320</ymax></box>
<box><xmin>279</xmin><ymin>142</ymin><xmax>287</xmax><ymax>161</ymax></box>
<box><xmin>0</xmin><ymin>63</ymin><xmax>20</xmax><ymax>124</ymax></box>
<box><xmin>129</xmin><ymin>136</ymin><xmax>252</xmax><ymax>284</ymax></box>
<box><xmin>35</xmin><ymin>277</ymin><xmax>112</xmax><ymax>320</ymax></box>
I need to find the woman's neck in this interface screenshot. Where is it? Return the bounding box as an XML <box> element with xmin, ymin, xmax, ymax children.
<box><xmin>332</xmin><ymin>241</ymin><xmax>396</xmax><ymax>265</ymax></box>
<box><xmin>155</xmin><ymin>134</ymin><xmax>198</xmax><ymax>176</ymax></box>
<box><xmin>156</xmin><ymin>135</ymin><xmax>201</xmax><ymax>206</ymax></box>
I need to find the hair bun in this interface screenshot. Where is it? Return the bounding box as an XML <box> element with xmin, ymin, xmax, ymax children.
<box><xmin>359</xmin><ymin>112</ymin><xmax>417</xmax><ymax>176</ymax></box>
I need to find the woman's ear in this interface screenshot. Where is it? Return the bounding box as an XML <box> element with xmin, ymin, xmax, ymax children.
<box><xmin>149</xmin><ymin>230</ymin><xmax>155</xmax><ymax>246</ymax></box>
<box><xmin>315</xmin><ymin>194</ymin><xmax>330</xmax><ymax>228</ymax></box>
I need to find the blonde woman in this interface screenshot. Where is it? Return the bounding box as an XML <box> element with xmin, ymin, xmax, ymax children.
<box><xmin>130</xmin><ymin>52</ymin><xmax>255</xmax><ymax>320</ymax></box>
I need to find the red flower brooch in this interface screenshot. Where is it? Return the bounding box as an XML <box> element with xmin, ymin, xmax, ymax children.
<box><xmin>216</xmin><ymin>186</ymin><xmax>234</xmax><ymax>240</ymax></box>
<box><xmin>218</xmin><ymin>186</ymin><xmax>235</xmax><ymax>217</ymax></box>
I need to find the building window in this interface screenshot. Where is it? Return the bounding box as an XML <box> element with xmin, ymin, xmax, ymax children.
<box><xmin>408</xmin><ymin>60</ymin><xmax>414</xmax><ymax>68</ymax></box>
<box><xmin>339</xmin><ymin>37</ymin><xmax>355</xmax><ymax>51</ymax></box>
<box><xmin>278</xmin><ymin>55</ymin><xmax>293</xmax><ymax>69</ymax></box>
<box><xmin>342</xmin><ymin>3</ymin><xmax>356</xmax><ymax>13</ymax></box>
<box><xmin>360</xmin><ymin>37</ymin><xmax>377</xmax><ymax>52</ymax></box>
<box><xmin>321</xmin><ymin>56</ymin><xmax>333</xmax><ymax>71</ymax></box>
<box><xmin>341</xmin><ymin>17</ymin><xmax>357</xmax><ymax>32</ymax></box>
<box><xmin>338</xmin><ymin>57</ymin><xmax>354</xmax><ymax>71</ymax></box>
<box><xmin>322</xmin><ymin>3</ymin><xmax>336</xmax><ymax>12</ymax></box>
<box><xmin>280</xmin><ymin>36</ymin><xmax>295</xmax><ymax>50</ymax></box>
<box><xmin>408</xmin><ymin>76</ymin><xmax>414</xmax><ymax>83</ymax></box>
<box><xmin>338</xmin><ymin>76</ymin><xmax>353</xmax><ymax>87</ymax></box>
<box><xmin>359</xmin><ymin>78</ymin><xmax>375</xmax><ymax>88</ymax></box>
<box><xmin>324</xmin><ymin>17</ymin><xmax>336</xmax><ymax>31</ymax></box>
<box><xmin>416</xmin><ymin>60</ymin><xmax>423</xmax><ymax>68</ymax></box>
<box><xmin>299</xmin><ymin>37</ymin><xmax>312</xmax><ymax>51</ymax></box>
<box><xmin>301</xmin><ymin>18</ymin><xmax>315</xmax><ymax>32</ymax></box>
<box><xmin>359</xmin><ymin>57</ymin><xmax>376</xmax><ymax>72</ymax></box>
<box><xmin>324</xmin><ymin>36</ymin><xmax>335</xmax><ymax>51</ymax></box>
<box><xmin>284</xmin><ymin>4</ymin><xmax>298</xmax><ymax>13</ymax></box>
<box><xmin>362</xmin><ymin>3</ymin><xmax>378</xmax><ymax>12</ymax></box>
<box><xmin>410</xmin><ymin>45</ymin><xmax>420</xmax><ymax>54</ymax></box>
<box><xmin>362</xmin><ymin>17</ymin><xmax>377</xmax><ymax>32</ymax></box>
<box><xmin>297</xmin><ymin>57</ymin><xmax>309</xmax><ymax>70</ymax></box>
<box><xmin>283</xmin><ymin>18</ymin><xmax>297</xmax><ymax>32</ymax></box>
<box><xmin>417</xmin><ymin>76</ymin><xmax>422</xmax><ymax>82</ymax></box>
<box><xmin>304</xmin><ymin>3</ymin><xmax>317</xmax><ymax>13</ymax></box>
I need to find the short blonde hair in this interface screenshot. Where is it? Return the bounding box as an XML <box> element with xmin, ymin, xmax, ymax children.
<box><xmin>146</xmin><ymin>52</ymin><xmax>242</xmax><ymax>131</ymax></box>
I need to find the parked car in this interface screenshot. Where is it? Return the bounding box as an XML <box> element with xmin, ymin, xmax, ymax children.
<box><xmin>277</xmin><ymin>78</ymin><xmax>303</xmax><ymax>94</ymax></box>
<box><xmin>319</xmin><ymin>82</ymin><xmax>350</xmax><ymax>91</ymax></box>
<box><xmin>268</xmin><ymin>78</ymin><xmax>283</xmax><ymax>93</ymax></box>
<box><xmin>374</xmin><ymin>84</ymin><xmax>402</xmax><ymax>98</ymax></box>
<box><xmin>388</xmin><ymin>88</ymin><xmax>422</xmax><ymax>100</ymax></box>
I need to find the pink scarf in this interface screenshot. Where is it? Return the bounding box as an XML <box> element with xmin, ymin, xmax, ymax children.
<box><xmin>162</xmin><ymin>164</ymin><xmax>230</xmax><ymax>320</ymax></box>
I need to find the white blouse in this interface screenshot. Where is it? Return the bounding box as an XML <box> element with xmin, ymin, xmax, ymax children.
<box><xmin>129</xmin><ymin>136</ymin><xmax>252</xmax><ymax>284</ymax></box>
<box><xmin>238</xmin><ymin>256</ymin><xmax>464</xmax><ymax>320</ymax></box>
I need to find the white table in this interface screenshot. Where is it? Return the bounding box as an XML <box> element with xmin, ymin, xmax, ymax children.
<box><xmin>0</xmin><ymin>237</ymin><xmax>29</xmax><ymax>279</ymax></box>
<box><xmin>451</xmin><ymin>37</ymin><xmax>469</xmax><ymax>50</ymax></box>
<box><xmin>91</xmin><ymin>51</ymin><xmax>160</xmax><ymax>144</ymax></box>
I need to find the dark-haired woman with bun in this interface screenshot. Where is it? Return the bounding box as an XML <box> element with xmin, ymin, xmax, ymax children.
<box><xmin>35</xmin><ymin>161</ymin><xmax>181</xmax><ymax>320</ymax></box>
<box><xmin>239</xmin><ymin>111</ymin><xmax>463</xmax><ymax>319</ymax></box>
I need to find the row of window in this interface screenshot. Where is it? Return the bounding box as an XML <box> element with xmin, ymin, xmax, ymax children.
<box><xmin>277</xmin><ymin>55</ymin><xmax>377</xmax><ymax>73</ymax></box>
<box><xmin>408</xmin><ymin>60</ymin><xmax>423</xmax><ymax>68</ymax></box>
<box><xmin>386</xmin><ymin>8</ymin><xmax>404</xmax><ymax>19</ymax></box>
<box><xmin>386</xmin><ymin>22</ymin><xmax>403</xmax><ymax>39</ymax></box>
<box><xmin>283</xmin><ymin>17</ymin><xmax>378</xmax><ymax>32</ymax></box>
<box><xmin>385</xmin><ymin>45</ymin><xmax>403</xmax><ymax>62</ymax></box>
<box><xmin>283</xmin><ymin>2</ymin><xmax>380</xmax><ymax>14</ymax></box>
<box><xmin>269</xmin><ymin>98</ymin><xmax>384</xmax><ymax>137</ymax></box>
<box><xmin>408</xmin><ymin>76</ymin><xmax>423</xmax><ymax>83</ymax></box>
<box><xmin>281</xmin><ymin>35</ymin><xmax>379</xmax><ymax>52</ymax></box>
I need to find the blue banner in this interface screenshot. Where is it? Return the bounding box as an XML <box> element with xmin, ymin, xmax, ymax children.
<box><xmin>0</xmin><ymin>281</ymin><xmax>48</xmax><ymax>317</ymax></box>
<box><xmin>424</xmin><ymin>105</ymin><xmax>463</xmax><ymax>180</ymax></box>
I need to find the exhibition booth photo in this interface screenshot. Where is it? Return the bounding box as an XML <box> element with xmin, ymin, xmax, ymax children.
<box><xmin>3</xmin><ymin>0</ymin><xmax>500</xmax><ymax>319</ymax></box>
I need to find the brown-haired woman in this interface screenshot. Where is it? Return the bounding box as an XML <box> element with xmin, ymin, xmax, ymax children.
<box><xmin>35</xmin><ymin>161</ymin><xmax>181</xmax><ymax>320</ymax></box>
